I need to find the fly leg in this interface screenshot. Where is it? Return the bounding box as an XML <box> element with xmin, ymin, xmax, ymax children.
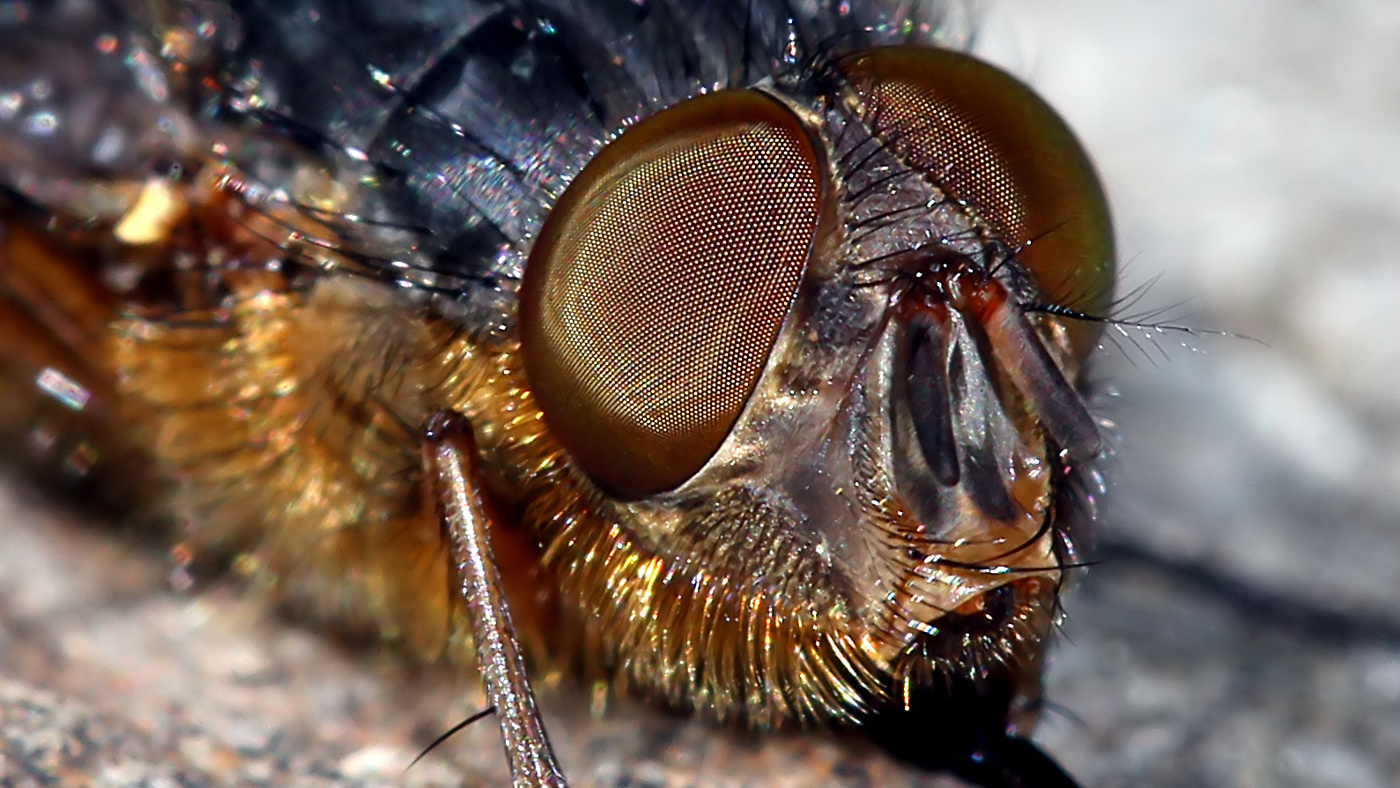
<box><xmin>424</xmin><ymin>411</ymin><xmax>568</xmax><ymax>788</ymax></box>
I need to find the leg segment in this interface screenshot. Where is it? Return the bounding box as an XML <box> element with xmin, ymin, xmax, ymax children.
<box><xmin>424</xmin><ymin>412</ymin><xmax>568</xmax><ymax>788</ymax></box>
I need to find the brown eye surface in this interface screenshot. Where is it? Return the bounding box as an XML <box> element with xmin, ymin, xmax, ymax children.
<box><xmin>840</xmin><ymin>47</ymin><xmax>1115</xmax><ymax>358</ymax></box>
<box><xmin>521</xmin><ymin>91</ymin><xmax>821</xmax><ymax>499</ymax></box>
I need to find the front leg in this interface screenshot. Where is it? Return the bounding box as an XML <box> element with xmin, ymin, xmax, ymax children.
<box><xmin>424</xmin><ymin>412</ymin><xmax>569</xmax><ymax>788</ymax></box>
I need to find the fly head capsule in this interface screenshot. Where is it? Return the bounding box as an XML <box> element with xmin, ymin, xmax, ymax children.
<box><xmin>514</xmin><ymin>43</ymin><xmax>1114</xmax><ymax>783</ymax></box>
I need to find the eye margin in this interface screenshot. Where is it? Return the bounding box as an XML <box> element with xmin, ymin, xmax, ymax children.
<box><xmin>837</xmin><ymin>45</ymin><xmax>1116</xmax><ymax>361</ymax></box>
<box><xmin>519</xmin><ymin>88</ymin><xmax>825</xmax><ymax>500</ymax></box>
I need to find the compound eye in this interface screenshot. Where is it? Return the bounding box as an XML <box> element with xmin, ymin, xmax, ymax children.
<box><xmin>521</xmin><ymin>90</ymin><xmax>821</xmax><ymax>499</ymax></box>
<box><xmin>839</xmin><ymin>47</ymin><xmax>1115</xmax><ymax>358</ymax></box>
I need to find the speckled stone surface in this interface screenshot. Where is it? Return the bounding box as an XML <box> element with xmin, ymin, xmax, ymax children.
<box><xmin>3</xmin><ymin>2</ymin><xmax>1399</xmax><ymax>787</ymax></box>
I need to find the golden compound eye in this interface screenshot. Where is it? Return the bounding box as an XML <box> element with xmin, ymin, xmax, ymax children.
<box><xmin>840</xmin><ymin>46</ymin><xmax>1115</xmax><ymax>358</ymax></box>
<box><xmin>521</xmin><ymin>90</ymin><xmax>821</xmax><ymax>499</ymax></box>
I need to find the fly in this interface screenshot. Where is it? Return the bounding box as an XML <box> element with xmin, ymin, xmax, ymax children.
<box><xmin>0</xmin><ymin>2</ymin><xmax>1116</xmax><ymax>786</ymax></box>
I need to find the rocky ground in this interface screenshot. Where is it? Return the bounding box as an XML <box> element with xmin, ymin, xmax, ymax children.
<box><xmin>3</xmin><ymin>1</ymin><xmax>1398</xmax><ymax>786</ymax></box>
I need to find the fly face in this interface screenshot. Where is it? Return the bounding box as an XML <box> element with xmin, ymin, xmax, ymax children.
<box><xmin>1</xmin><ymin>2</ymin><xmax>1114</xmax><ymax>786</ymax></box>
<box><xmin>502</xmin><ymin>42</ymin><xmax>1114</xmax><ymax>779</ymax></box>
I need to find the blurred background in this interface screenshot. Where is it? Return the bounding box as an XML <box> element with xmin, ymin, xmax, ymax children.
<box><xmin>976</xmin><ymin>1</ymin><xmax>1400</xmax><ymax>786</ymax></box>
<box><xmin>2</xmin><ymin>1</ymin><xmax>1397</xmax><ymax>787</ymax></box>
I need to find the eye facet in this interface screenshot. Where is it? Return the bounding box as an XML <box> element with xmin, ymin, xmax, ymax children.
<box><xmin>521</xmin><ymin>90</ymin><xmax>822</xmax><ymax>499</ymax></box>
<box><xmin>839</xmin><ymin>46</ymin><xmax>1115</xmax><ymax>358</ymax></box>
